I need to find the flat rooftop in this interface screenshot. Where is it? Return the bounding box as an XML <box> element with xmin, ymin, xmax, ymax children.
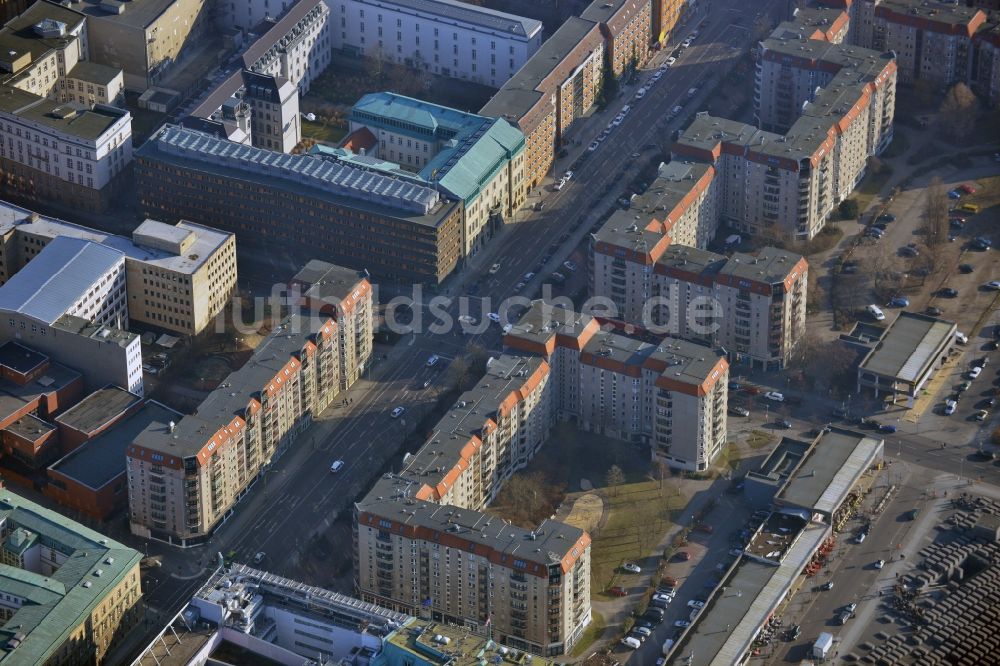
<box><xmin>291</xmin><ymin>259</ymin><xmax>367</xmax><ymax>305</ymax></box>
<box><xmin>385</xmin><ymin>618</ymin><xmax>552</xmax><ymax>665</ymax></box>
<box><xmin>52</xmin><ymin>314</ymin><xmax>137</xmax><ymax>350</ymax></box>
<box><xmin>673</xmin><ymin>523</ymin><xmax>829</xmax><ymax>665</ymax></box>
<box><xmin>877</xmin><ymin>0</ymin><xmax>983</xmax><ymax>28</ymax></box>
<box><xmin>66</xmin><ymin>61</ymin><xmax>121</xmax><ymax>86</ymax></box>
<box><xmin>744</xmin><ymin>512</ymin><xmax>806</xmax><ymax>563</ymax></box>
<box><xmin>53</xmin><ymin>386</ymin><xmax>141</xmax><ymax>435</ymax></box>
<box><xmin>0</xmin><ymin>85</ymin><xmax>128</xmax><ymax>141</ymax></box>
<box><xmin>0</xmin><ymin>341</ymin><xmax>48</xmax><ymax>376</ymax></box>
<box><xmin>776</xmin><ymin>428</ymin><xmax>884</xmax><ymax>516</ymax></box>
<box><xmin>347</xmin><ymin>0</ymin><xmax>541</xmax><ymax>39</ymax></box>
<box><xmin>0</xmin><ymin>1</ymin><xmax>87</xmax><ymax>62</ymax></box>
<box><xmin>859</xmin><ymin>312</ymin><xmax>956</xmax><ymax>383</ymax></box>
<box><xmin>0</xmin><ymin>362</ymin><xmax>81</xmax><ymax>424</ymax></box>
<box><xmin>3</xmin><ymin>413</ymin><xmax>55</xmax><ymax>443</ymax></box>
<box><xmin>51</xmin><ymin>401</ymin><xmax>182</xmax><ymax>490</ymax></box>
<box><xmin>717</xmin><ymin>247</ymin><xmax>805</xmax><ymax>286</ymax></box>
<box><xmin>0</xmin><ymin>202</ymin><xmax>234</xmax><ymax>276</ymax></box>
<box><xmin>77</xmin><ymin>0</ymin><xmax>181</xmax><ymax>29</ymax></box>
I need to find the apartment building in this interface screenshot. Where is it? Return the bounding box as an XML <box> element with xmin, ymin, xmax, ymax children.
<box><xmin>0</xmin><ymin>488</ymin><xmax>143</xmax><ymax>665</ymax></box>
<box><xmin>590</xmin><ymin>209</ymin><xmax>809</xmax><ymax>370</ymax></box>
<box><xmin>78</xmin><ymin>0</ymin><xmax>213</xmax><ymax>92</ymax></box>
<box><xmin>654</xmin><ymin>0</ymin><xmax>688</xmax><ymax>47</ymax></box>
<box><xmin>756</xmin><ymin>33</ymin><xmax>893</xmax><ymax>133</ymax></box>
<box><xmin>581</xmin><ymin>0</ymin><xmax>651</xmax><ymax>77</ymax></box>
<box><xmin>349</xmin><ymin>92</ymin><xmax>525</xmax><ymax>256</ymax></box>
<box><xmin>0</xmin><ymin>201</ymin><xmax>238</xmax><ymax>336</ymax></box>
<box><xmin>832</xmin><ymin>0</ymin><xmax>987</xmax><ymax>87</ymax></box>
<box><xmin>505</xmin><ymin>301</ymin><xmax>729</xmax><ymax>471</ymax></box>
<box><xmin>974</xmin><ymin>24</ymin><xmax>1000</xmax><ymax>106</ymax></box>
<box><xmin>127</xmin><ymin>312</ymin><xmax>342</xmax><ymax>546</ymax></box>
<box><xmin>355</xmin><ymin>354</ymin><xmax>591</xmax><ymax>657</ymax></box>
<box><xmin>241</xmin><ymin>0</ymin><xmax>332</xmax><ymax>95</ymax></box>
<box><xmin>291</xmin><ymin>259</ymin><xmax>374</xmax><ymax>389</ymax></box>
<box><xmin>330</xmin><ymin>0</ymin><xmax>543</xmax><ymax>88</ymax></box>
<box><xmin>136</xmin><ymin>124</ymin><xmax>463</xmax><ymax>285</ymax></box>
<box><xmin>480</xmin><ymin>18</ymin><xmax>604</xmax><ymax>188</ymax></box>
<box><xmin>773</xmin><ymin>5</ymin><xmax>851</xmax><ymax>45</ymax></box>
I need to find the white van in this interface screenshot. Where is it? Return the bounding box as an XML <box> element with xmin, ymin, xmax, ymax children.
<box><xmin>621</xmin><ymin>636</ymin><xmax>641</xmax><ymax>650</ymax></box>
<box><xmin>867</xmin><ymin>304</ymin><xmax>886</xmax><ymax>321</ymax></box>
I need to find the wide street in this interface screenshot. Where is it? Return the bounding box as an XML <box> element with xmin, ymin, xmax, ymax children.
<box><xmin>139</xmin><ymin>0</ymin><xmax>785</xmax><ymax>622</ymax></box>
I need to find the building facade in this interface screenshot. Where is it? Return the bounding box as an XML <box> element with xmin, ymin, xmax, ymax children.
<box><xmin>0</xmin><ymin>202</ymin><xmax>239</xmax><ymax>336</ymax></box>
<box><xmin>582</xmin><ymin>0</ymin><xmax>651</xmax><ymax>78</ymax></box>
<box><xmin>0</xmin><ymin>488</ymin><xmax>143</xmax><ymax>665</ymax></box>
<box><xmin>330</xmin><ymin>0</ymin><xmax>543</xmax><ymax>88</ymax></box>
<box><xmin>349</xmin><ymin>93</ymin><xmax>526</xmax><ymax>257</ymax></box>
<box><xmin>291</xmin><ymin>260</ymin><xmax>374</xmax><ymax>390</ymax></box>
<box><xmin>127</xmin><ymin>312</ymin><xmax>345</xmax><ymax>546</ymax></box>
<box><xmin>242</xmin><ymin>0</ymin><xmax>332</xmax><ymax>95</ymax></box>
<box><xmin>135</xmin><ymin>124</ymin><xmax>463</xmax><ymax>285</ymax></box>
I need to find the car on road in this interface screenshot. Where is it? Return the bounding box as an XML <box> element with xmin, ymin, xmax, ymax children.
<box><xmin>874</xmin><ymin>559</ymin><xmax>886</xmax><ymax>569</ymax></box>
<box><xmin>976</xmin><ymin>409</ymin><xmax>990</xmax><ymax>422</ymax></box>
<box><xmin>665</xmin><ymin>56</ymin><xmax>677</xmax><ymax>66</ymax></box>
<box><xmin>948</xmin><ymin>189</ymin><xmax>962</xmax><ymax>199</ymax></box>
<box><xmin>956</xmin><ymin>331</ymin><xmax>969</xmax><ymax>344</ymax></box>
<box><xmin>687</xmin><ymin>600</ymin><xmax>705</xmax><ymax>609</ymax></box>
<box><xmin>674</xmin><ymin>620</ymin><xmax>691</xmax><ymax>628</ymax></box>
<box><xmin>652</xmin><ymin>593</ymin><xmax>673</xmax><ymax>604</ymax></box>
<box><xmin>985</xmin><ymin>281</ymin><xmax>1000</xmax><ymax>291</ymax></box>
<box><xmin>671</xmin><ymin>104</ymin><xmax>683</xmax><ymax>115</ymax></box>
<box><xmin>787</xmin><ymin>624</ymin><xmax>802</xmax><ymax>640</ymax></box>
<box><xmin>633</xmin><ymin>626</ymin><xmax>652</xmax><ymax>640</ymax></box>
<box><xmin>563</xmin><ymin>260</ymin><xmax>577</xmax><ymax>272</ymax></box>
<box><xmin>879</xmin><ymin>424</ymin><xmax>897</xmax><ymax>433</ymax></box>
<box><xmin>609</xmin><ymin>585</ymin><xmax>627</xmax><ymax>597</ymax></box>
<box><xmin>899</xmin><ymin>246</ymin><xmax>918</xmax><ymax>258</ymax></box>
<box><xmin>944</xmin><ymin>398</ymin><xmax>958</xmax><ymax>415</ymax></box>
<box><xmin>951</xmin><ymin>218</ymin><xmax>966</xmax><ymax>229</ymax></box>
<box><xmin>821</xmin><ymin>581</ymin><xmax>835</xmax><ymax>590</ymax></box>
<box><xmin>622</xmin><ymin>562</ymin><xmax>641</xmax><ymax>574</ymax></box>
<box><xmin>776</xmin><ymin>419</ymin><xmax>793</xmax><ymax>429</ymax></box>
<box><xmin>588</xmin><ymin>140</ymin><xmax>600</xmax><ymax>152</ymax></box>
<box><xmin>634</xmin><ymin>87</ymin><xmax>647</xmax><ymax>100</ymax></box>
<box><xmin>764</xmin><ymin>391</ymin><xmax>785</xmax><ymax>402</ymax></box>
<box><xmin>959</xmin><ymin>263</ymin><xmax>974</xmax><ymax>273</ymax></box>
<box><xmin>621</xmin><ymin>636</ymin><xmax>641</xmax><ymax>650</ymax></box>
<box><xmin>973</xmin><ymin>356</ymin><xmax>989</xmax><ymax>368</ymax></box>
<box><xmin>563</xmin><ymin>170</ymin><xmax>574</xmax><ymax>181</ymax></box>
<box><xmin>856</xmin><ymin>531</ymin><xmax>867</xmax><ymax>544</ymax></box>
<box><xmin>426</xmin><ymin>354</ymin><xmax>440</xmax><ymax>367</ymax></box>
<box><xmin>330</xmin><ymin>460</ymin><xmax>345</xmax><ymax>473</ymax></box>
<box><xmin>253</xmin><ymin>551</ymin><xmax>266</xmax><ymax>564</ymax></box>
<box><xmin>906</xmin><ymin>508</ymin><xmax>919</xmax><ymax>521</ymax></box>
<box><xmin>652</xmin><ymin>70</ymin><xmax>664</xmax><ymax>81</ymax></box>
<box><xmin>489</xmin><ymin>263</ymin><xmax>501</xmax><ymax>274</ymax></box>
<box><xmin>866</xmin><ymin>227</ymin><xmax>884</xmax><ymax>239</ymax></box>
<box><xmin>969</xmin><ymin>366</ymin><xmax>983</xmax><ymax>379</ymax></box>
<box><xmin>877</xmin><ymin>213</ymin><xmax>896</xmax><ymax>222</ymax></box>
<box><xmin>513</xmin><ymin>282</ymin><xmax>526</xmax><ymax>292</ymax></box>
<box><xmin>958</xmin><ymin>381</ymin><xmax>972</xmax><ymax>393</ymax></box>
<box><xmin>972</xmin><ymin>236</ymin><xmax>993</xmax><ymax>251</ymax></box>
<box><xmin>889</xmin><ymin>296</ymin><xmax>910</xmax><ymax>307</ymax></box>
<box><xmin>458</xmin><ymin>315</ymin><xmax>476</xmax><ymax>324</ymax></box>
<box><xmin>674</xmin><ymin>551</ymin><xmax>691</xmax><ymax>561</ymax></box>
<box><xmin>549</xmin><ymin>272</ymin><xmax>566</xmax><ymax>283</ymax></box>
<box><xmin>553</xmin><ymin>178</ymin><xmax>566</xmax><ymax>191</ymax></box>
<box><xmin>487</xmin><ymin>313</ymin><xmax>501</xmax><ymax>323</ymax></box>
<box><xmin>867</xmin><ymin>304</ymin><xmax>886</xmax><ymax>320</ymax></box>
<box><xmin>391</xmin><ymin>406</ymin><xmax>406</xmax><ymax>419</ymax></box>
<box><xmin>523</xmin><ymin>272</ymin><xmax>535</xmax><ymax>281</ymax></box>
<box><xmin>926</xmin><ymin>306</ymin><xmax>943</xmax><ymax>316</ymax></box>
<box><xmin>938</xmin><ymin>287</ymin><xmax>959</xmax><ymax>298</ymax></box>
<box><xmin>958</xmin><ymin>184</ymin><xmax>977</xmax><ymax>194</ymax></box>
<box><xmin>681</xmin><ymin>37</ymin><xmax>693</xmax><ymax>47</ymax></box>
<box><xmin>729</xmin><ymin>405</ymin><xmax>750</xmax><ymax>417</ymax></box>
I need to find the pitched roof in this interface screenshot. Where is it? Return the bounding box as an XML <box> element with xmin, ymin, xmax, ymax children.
<box><xmin>0</xmin><ymin>236</ymin><xmax>123</xmax><ymax>325</ymax></box>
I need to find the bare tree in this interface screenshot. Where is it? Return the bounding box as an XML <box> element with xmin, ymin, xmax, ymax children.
<box><xmin>938</xmin><ymin>83</ymin><xmax>977</xmax><ymax>143</ymax></box>
<box><xmin>606</xmin><ymin>464</ymin><xmax>625</xmax><ymax>496</ymax></box>
<box><xmin>650</xmin><ymin>460</ymin><xmax>670</xmax><ymax>490</ymax></box>
<box><xmin>363</xmin><ymin>47</ymin><xmax>387</xmax><ymax>85</ymax></box>
<box><xmin>923</xmin><ymin>177</ymin><xmax>950</xmax><ymax>247</ymax></box>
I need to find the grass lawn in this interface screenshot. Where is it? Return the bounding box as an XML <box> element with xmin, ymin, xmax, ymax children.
<box><xmin>746</xmin><ymin>429</ymin><xmax>777</xmax><ymax>450</ymax></box>
<box><xmin>570</xmin><ymin>611</ymin><xmax>606</xmax><ymax>657</ymax></box>
<box><xmin>851</xmin><ymin>168</ymin><xmax>893</xmax><ymax>214</ymax></box>
<box><xmin>590</xmin><ymin>480</ymin><xmax>687</xmax><ymax>594</ymax></box>
<box><xmin>302</xmin><ymin>120</ymin><xmax>346</xmax><ymax>144</ymax></box>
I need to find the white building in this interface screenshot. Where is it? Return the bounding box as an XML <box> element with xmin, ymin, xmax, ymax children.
<box><xmin>0</xmin><ymin>236</ymin><xmax>127</xmax><ymax>328</ymax></box>
<box><xmin>242</xmin><ymin>0</ymin><xmax>332</xmax><ymax>95</ymax></box>
<box><xmin>330</xmin><ymin>0</ymin><xmax>543</xmax><ymax>88</ymax></box>
<box><xmin>0</xmin><ymin>87</ymin><xmax>132</xmax><ymax>212</ymax></box>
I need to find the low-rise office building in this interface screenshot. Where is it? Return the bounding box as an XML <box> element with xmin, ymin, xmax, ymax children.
<box><xmin>127</xmin><ymin>312</ymin><xmax>343</xmax><ymax>546</ymax></box>
<box><xmin>0</xmin><ymin>201</ymin><xmax>238</xmax><ymax>336</ymax></box>
<box><xmin>480</xmin><ymin>17</ymin><xmax>604</xmax><ymax>188</ymax></box>
<box><xmin>0</xmin><ymin>488</ymin><xmax>143</xmax><ymax>664</ymax></box>
<box><xmin>349</xmin><ymin>92</ymin><xmax>526</xmax><ymax>256</ymax></box>
<box><xmin>291</xmin><ymin>259</ymin><xmax>373</xmax><ymax>390</ymax></box>
<box><xmin>136</xmin><ymin>124</ymin><xmax>463</xmax><ymax>285</ymax></box>
<box><xmin>330</xmin><ymin>0</ymin><xmax>543</xmax><ymax>88</ymax></box>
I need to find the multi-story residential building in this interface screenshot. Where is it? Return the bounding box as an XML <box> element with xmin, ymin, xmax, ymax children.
<box><xmin>505</xmin><ymin>301</ymin><xmax>729</xmax><ymax>470</ymax></box>
<box><xmin>291</xmin><ymin>259</ymin><xmax>373</xmax><ymax>390</ymax></box>
<box><xmin>330</xmin><ymin>0</ymin><xmax>543</xmax><ymax>88</ymax></box>
<box><xmin>590</xmin><ymin>210</ymin><xmax>809</xmax><ymax>371</ymax></box>
<box><xmin>833</xmin><ymin>0</ymin><xmax>986</xmax><ymax>87</ymax></box>
<box><xmin>480</xmin><ymin>17</ymin><xmax>604</xmax><ymax>188</ymax></box>
<box><xmin>0</xmin><ymin>487</ymin><xmax>143</xmax><ymax>665</ymax></box>
<box><xmin>0</xmin><ymin>85</ymin><xmax>132</xmax><ymax>212</ymax></box>
<box><xmin>772</xmin><ymin>5</ymin><xmax>851</xmax><ymax>45</ymax></box>
<box><xmin>0</xmin><ymin>235</ymin><xmax>127</xmax><ymax>328</ymax></box>
<box><xmin>127</xmin><ymin>312</ymin><xmax>343</xmax><ymax>546</ymax></box>
<box><xmin>78</xmin><ymin>0</ymin><xmax>213</xmax><ymax>92</ymax></box>
<box><xmin>974</xmin><ymin>24</ymin><xmax>1000</xmax><ymax>106</ymax></box>
<box><xmin>0</xmin><ymin>201</ymin><xmax>238</xmax><ymax>336</ymax></box>
<box><xmin>581</xmin><ymin>0</ymin><xmax>651</xmax><ymax>77</ymax></box>
<box><xmin>135</xmin><ymin>124</ymin><xmax>464</xmax><ymax>285</ymax></box>
<box><xmin>349</xmin><ymin>93</ymin><xmax>525</xmax><ymax>256</ymax></box>
<box><xmin>654</xmin><ymin>0</ymin><xmax>688</xmax><ymax>48</ymax></box>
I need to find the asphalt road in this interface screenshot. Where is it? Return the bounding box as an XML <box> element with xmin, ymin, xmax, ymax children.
<box><xmin>141</xmin><ymin>0</ymin><xmax>783</xmax><ymax>625</ymax></box>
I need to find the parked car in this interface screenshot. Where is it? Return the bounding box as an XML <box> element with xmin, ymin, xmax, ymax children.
<box><xmin>926</xmin><ymin>306</ymin><xmax>943</xmax><ymax>316</ymax></box>
<box><xmin>621</xmin><ymin>636</ymin><xmax>641</xmax><ymax>650</ymax></box>
<box><xmin>874</xmin><ymin>559</ymin><xmax>886</xmax><ymax>569</ymax></box>
<box><xmin>958</xmin><ymin>184</ymin><xmax>977</xmax><ymax>194</ymax></box>
<box><xmin>976</xmin><ymin>410</ymin><xmax>990</xmax><ymax>422</ymax></box>
<box><xmin>938</xmin><ymin>287</ymin><xmax>959</xmax><ymax>298</ymax></box>
<box><xmin>253</xmin><ymin>551</ymin><xmax>266</xmax><ymax>564</ymax></box>
<box><xmin>972</xmin><ymin>236</ymin><xmax>992</xmax><ymax>250</ymax></box>
<box><xmin>609</xmin><ymin>586</ymin><xmax>627</xmax><ymax>597</ymax></box>
<box><xmin>633</xmin><ymin>626</ymin><xmax>652</xmax><ymax>640</ymax></box>
<box><xmin>877</xmin><ymin>213</ymin><xmax>895</xmax><ymax>222</ymax></box>
<box><xmin>821</xmin><ymin>581</ymin><xmax>835</xmax><ymax>590</ymax></box>
<box><xmin>563</xmin><ymin>260</ymin><xmax>577</xmax><ymax>272</ymax></box>
<box><xmin>958</xmin><ymin>381</ymin><xmax>972</xmax><ymax>393</ymax></box>
<box><xmin>427</xmin><ymin>354</ymin><xmax>440</xmax><ymax>366</ymax></box>
<box><xmin>588</xmin><ymin>140</ymin><xmax>600</xmax><ymax>152</ymax></box>
<box><xmin>652</xmin><ymin>593</ymin><xmax>673</xmax><ymax>604</ymax></box>
<box><xmin>879</xmin><ymin>424</ymin><xmax>897</xmax><ymax>434</ymax></box>
<box><xmin>969</xmin><ymin>366</ymin><xmax>983</xmax><ymax>380</ymax></box>
<box><xmin>391</xmin><ymin>406</ymin><xmax>406</xmax><ymax>418</ymax></box>
<box><xmin>948</xmin><ymin>189</ymin><xmax>962</xmax><ymax>199</ymax></box>
<box><xmin>776</xmin><ymin>419</ymin><xmax>793</xmax><ymax>429</ymax></box>
<box><xmin>687</xmin><ymin>600</ymin><xmax>705</xmax><ymax>609</ymax></box>
<box><xmin>728</xmin><ymin>381</ymin><xmax>743</xmax><ymax>391</ymax></box>
<box><xmin>944</xmin><ymin>399</ymin><xmax>958</xmax><ymax>415</ymax></box>
<box><xmin>888</xmin><ymin>296</ymin><xmax>910</xmax><ymax>307</ymax></box>
<box><xmin>674</xmin><ymin>551</ymin><xmax>691</xmax><ymax>562</ymax></box>
<box><xmin>764</xmin><ymin>391</ymin><xmax>785</xmax><ymax>402</ymax></box>
<box><xmin>674</xmin><ymin>620</ymin><xmax>691</xmax><ymax>628</ymax></box>
<box><xmin>985</xmin><ymin>281</ymin><xmax>1000</xmax><ymax>291</ymax></box>
<box><xmin>959</xmin><ymin>263</ymin><xmax>974</xmax><ymax>273</ymax></box>
<box><xmin>622</xmin><ymin>562</ymin><xmax>641</xmax><ymax>574</ymax></box>
<box><xmin>729</xmin><ymin>406</ymin><xmax>750</xmax><ymax>417</ymax></box>
<box><xmin>665</xmin><ymin>56</ymin><xmax>677</xmax><ymax>66</ymax></box>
